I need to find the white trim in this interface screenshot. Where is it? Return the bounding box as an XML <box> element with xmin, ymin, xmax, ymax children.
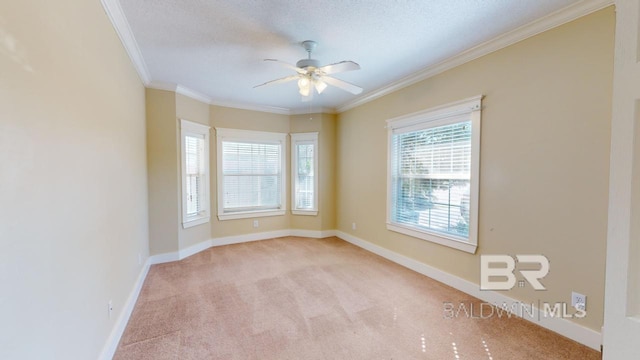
<box><xmin>602</xmin><ymin>1</ymin><xmax>640</xmax><ymax>357</ymax></box>
<box><xmin>148</xmin><ymin>82</ymin><xmax>212</xmax><ymax>105</ymax></box>
<box><xmin>386</xmin><ymin>96</ymin><xmax>482</xmax><ymax>130</ymax></box>
<box><xmin>145</xmin><ymin>82</ymin><xmax>339</xmax><ymax>116</ymax></box>
<box><xmin>290</xmin><ymin>229</ymin><xmax>337</xmax><ymax>238</ymax></box>
<box><xmin>386</xmin><ymin>97</ymin><xmax>481</xmax><ymax>253</ymax></box>
<box><xmin>335</xmin><ymin>230</ymin><xmax>602</xmax><ymax>351</ymax></box>
<box><xmin>103</xmin><ymin>0</ymin><xmax>611</xmax><ymax>115</ymax></box>
<box><xmin>215</xmin><ymin>128</ymin><xmax>288</xmax><ymax>220</ymax></box>
<box><xmin>146</xmin><ymin>81</ymin><xmax>178</xmax><ymax>92</ymax></box>
<box><xmin>180</xmin><ymin>119</ymin><xmax>211</xmax><ymax>229</ymax></box>
<box><xmin>98</xmin><ymin>261</ymin><xmax>150</xmax><ymax>360</ymax></box>
<box><xmin>215</xmin><ymin>127</ymin><xmax>288</xmax><ymax>142</ymax></box>
<box><xmin>177</xmin><ymin>85</ymin><xmax>212</xmax><ymax>104</ymax></box>
<box><xmin>181</xmin><ymin>119</ymin><xmax>211</xmax><ymax>133</ymax></box>
<box><xmin>289</xmin><ymin>107</ymin><xmax>337</xmax><ymax>115</ymax></box>
<box><xmin>182</xmin><ymin>216</ymin><xmax>210</xmax><ymax>229</ymax></box>
<box><xmin>337</xmin><ymin>0</ymin><xmax>613</xmax><ymax>113</ymax></box>
<box><xmin>179</xmin><ymin>239</ymin><xmax>214</xmax><ymax>259</ymax></box>
<box><xmin>217</xmin><ymin>210</ymin><xmax>286</xmax><ymax>221</ymax></box>
<box><xmin>148</xmin><ymin>251</ymin><xmax>180</xmax><ymax>265</ymax></box>
<box><xmin>210</xmin><ymin>230</ymin><xmax>293</xmax><ymax>247</ymax></box>
<box><xmin>386</xmin><ymin>224</ymin><xmax>477</xmax><ymax>254</ymax></box>
<box><xmin>100</xmin><ymin>0</ymin><xmax>151</xmax><ymax>85</ymax></box>
<box><xmin>147</xmin><ymin>82</ymin><xmax>293</xmax><ymax>114</ymax></box>
<box><xmin>150</xmin><ymin>229</ymin><xmax>337</xmax><ymax>264</ymax></box>
<box><xmin>209</xmin><ymin>99</ymin><xmax>291</xmax><ymax>115</ymax></box>
<box><xmin>292</xmin><ymin>210</ymin><xmax>318</xmax><ymax>216</ymax></box>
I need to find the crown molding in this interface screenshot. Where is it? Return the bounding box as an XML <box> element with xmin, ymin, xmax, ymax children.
<box><xmin>148</xmin><ymin>82</ymin><xmax>212</xmax><ymax>104</ymax></box>
<box><xmin>209</xmin><ymin>99</ymin><xmax>292</xmax><ymax>115</ymax></box>
<box><xmin>146</xmin><ymin>81</ymin><xmax>177</xmax><ymax>92</ymax></box>
<box><xmin>176</xmin><ymin>85</ymin><xmax>213</xmax><ymax>104</ymax></box>
<box><xmin>337</xmin><ymin>0</ymin><xmax>614</xmax><ymax>113</ymax></box>
<box><xmin>104</xmin><ymin>0</ymin><xmax>612</xmax><ymax>116</ymax></box>
<box><xmin>289</xmin><ymin>107</ymin><xmax>337</xmax><ymax>115</ymax></box>
<box><xmin>100</xmin><ymin>0</ymin><xmax>151</xmax><ymax>85</ymax></box>
<box><xmin>148</xmin><ymin>81</ymin><xmax>294</xmax><ymax>115</ymax></box>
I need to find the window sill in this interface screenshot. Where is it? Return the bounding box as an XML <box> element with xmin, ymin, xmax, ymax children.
<box><xmin>218</xmin><ymin>209</ymin><xmax>286</xmax><ymax>221</ymax></box>
<box><xmin>292</xmin><ymin>210</ymin><xmax>318</xmax><ymax>216</ymax></box>
<box><xmin>386</xmin><ymin>223</ymin><xmax>477</xmax><ymax>254</ymax></box>
<box><xmin>183</xmin><ymin>216</ymin><xmax>210</xmax><ymax>229</ymax></box>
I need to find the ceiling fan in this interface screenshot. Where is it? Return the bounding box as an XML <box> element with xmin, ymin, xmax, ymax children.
<box><xmin>254</xmin><ymin>40</ymin><xmax>362</xmax><ymax>101</ymax></box>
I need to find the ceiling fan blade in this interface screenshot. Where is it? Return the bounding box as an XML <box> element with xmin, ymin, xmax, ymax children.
<box><xmin>264</xmin><ymin>59</ymin><xmax>306</xmax><ymax>74</ymax></box>
<box><xmin>318</xmin><ymin>61</ymin><xmax>360</xmax><ymax>75</ymax></box>
<box><xmin>253</xmin><ymin>75</ymin><xmax>300</xmax><ymax>89</ymax></box>
<box><xmin>322</xmin><ymin>76</ymin><xmax>363</xmax><ymax>95</ymax></box>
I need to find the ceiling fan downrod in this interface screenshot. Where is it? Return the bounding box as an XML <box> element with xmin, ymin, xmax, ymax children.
<box><xmin>297</xmin><ymin>41</ymin><xmax>320</xmax><ymax>69</ymax></box>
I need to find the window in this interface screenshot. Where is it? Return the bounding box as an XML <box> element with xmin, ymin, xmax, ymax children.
<box><xmin>216</xmin><ymin>128</ymin><xmax>287</xmax><ymax>220</ymax></box>
<box><xmin>386</xmin><ymin>96</ymin><xmax>482</xmax><ymax>253</ymax></box>
<box><xmin>291</xmin><ymin>132</ymin><xmax>318</xmax><ymax>215</ymax></box>
<box><xmin>180</xmin><ymin>119</ymin><xmax>211</xmax><ymax>228</ymax></box>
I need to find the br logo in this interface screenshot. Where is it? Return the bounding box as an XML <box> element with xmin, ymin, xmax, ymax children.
<box><xmin>480</xmin><ymin>255</ymin><xmax>549</xmax><ymax>291</ymax></box>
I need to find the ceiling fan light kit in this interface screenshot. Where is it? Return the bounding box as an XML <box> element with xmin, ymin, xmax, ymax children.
<box><xmin>255</xmin><ymin>40</ymin><xmax>363</xmax><ymax>101</ymax></box>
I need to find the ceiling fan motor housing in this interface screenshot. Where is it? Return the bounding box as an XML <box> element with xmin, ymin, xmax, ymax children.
<box><xmin>296</xmin><ymin>58</ymin><xmax>320</xmax><ymax>69</ymax></box>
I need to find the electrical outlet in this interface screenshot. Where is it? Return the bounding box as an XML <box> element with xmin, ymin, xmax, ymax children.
<box><xmin>253</xmin><ymin>220</ymin><xmax>259</xmax><ymax>228</ymax></box>
<box><xmin>571</xmin><ymin>292</ymin><xmax>586</xmax><ymax>311</ymax></box>
<box><xmin>352</xmin><ymin>222</ymin><xmax>357</xmax><ymax>230</ymax></box>
<box><xmin>108</xmin><ymin>300</ymin><xmax>113</xmax><ymax>319</ymax></box>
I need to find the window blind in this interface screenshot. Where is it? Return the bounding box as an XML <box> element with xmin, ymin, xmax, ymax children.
<box><xmin>185</xmin><ymin>134</ymin><xmax>205</xmax><ymax>216</ymax></box>
<box><xmin>295</xmin><ymin>143</ymin><xmax>315</xmax><ymax>209</ymax></box>
<box><xmin>391</xmin><ymin>121</ymin><xmax>472</xmax><ymax>238</ymax></box>
<box><xmin>222</xmin><ymin>141</ymin><xmax>282</xmax><ymax>212</ymax></box>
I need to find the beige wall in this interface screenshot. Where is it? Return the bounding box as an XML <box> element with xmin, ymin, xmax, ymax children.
<box><xmin>0</xmin><ymin>0</ymin><xmax>148</xmax><ymax>358</ymax></box>
<box><xmin>146</xmin><ymin>89</ymin><xmax>179</xmax><ymax>254</ymax></box>
<box><xmin>147</xmin><ymin>102</ymin><xmax>338</xmax><ymax>250</ymax></box>
<box><xmin>147</xmin><ymin>91</ymin><xmax>215</xmax><ymax>253</ymax></box>
<box><xmin>336</xmin><ymin>8</ymin><xmax>614</xmax><ymax>331</ymax></box>
<box><xmin>290</xmin><ymin>113</ymin><xmax>337</xmax><ymax>231</ymax></box>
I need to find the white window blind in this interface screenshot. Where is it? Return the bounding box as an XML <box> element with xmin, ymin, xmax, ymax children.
<box><xmin>291</xmin><ymin>132</ymin><xmax>318</xmax><ymax>215</ymax></box>
<box><xmin>222</xmin><ymin>141</ymin><xmax>282</xmax><ymax>212</ymax></box>
<box><xmin>181</xmin><ymin>119</ymin><xmax>211</xmax><ymax>228</ymax></box>
<box><xmin>296</xmin><ymin>144</ymin><xmax>314</xmax><ymax>208</ymax></box>
<box><xmin>390</xmin><ymin>121</ymin><xmax>471</xmax><ymax>238</ymax></box>
<box><xmin>216</xmin><ymin>128</ymin><xmax>287</xmax><ymax>220</ymax></box>
<box><xmin>386</xmin><ymin>96</ymin><xmax>482</xmax><ymax>253</ymax></box>
<box><xmin>185</xmin><ymin>134</ymin><xmax>205</xmax><ymax>216</ymax></box>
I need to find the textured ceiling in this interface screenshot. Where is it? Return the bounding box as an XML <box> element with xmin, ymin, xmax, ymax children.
<box><xmin>118</xmin><ymin>0</ymin><xmax>582</xmax><ymax>112</ymax></box>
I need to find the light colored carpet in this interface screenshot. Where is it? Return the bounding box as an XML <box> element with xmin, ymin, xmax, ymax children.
<box><xmin>114</xmin><ymin>236</ymin><xmax>600</xmax><ymax>359</ymax></box>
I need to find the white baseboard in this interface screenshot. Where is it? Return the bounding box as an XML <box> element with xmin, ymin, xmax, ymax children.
<box><xmin>148</xmin><ymin>251</ymin><xmax>179</xmax><ymax>265</ymax></box>
<box><xmin>290</xmin><ymin>229</ymin><xmax>337</xmax><ymax>238</ymax></box>
<box><xmin>335</xmin><ymin>230</ymin><xmax>601</xmax><ymax>351</ymax></box>
<box><xmin>98</xmin><ymin>260</ymin><xmax>150</xmax><ymax>360</ymax></box>
<box><xmin>179</xmin><ymin>239</ymin><xmax>213</xmax><ymax>259</ymax></box>
<box><xmin>149</xmin><ymin>229</ymin><xmax>335</xmax><ymax>265</ymax></box>
<box><xmin>210</xmin><ymin>229</ymin><xmax>292</xmax><ymax>247</ymax></box>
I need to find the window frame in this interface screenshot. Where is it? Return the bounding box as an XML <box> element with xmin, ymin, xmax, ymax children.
<box><xmin>180</xmin><ymin>119</ymin><xmax>211</xmax><ymax>229</ymax></box>
<box><xmin>386</xmin><ymin>96</ymin><xmax>482</xmax><ymax>254</ymax></box>
<box><xmin>291</xmin><ymin>132</ymin><xmax>319</xmax><ymax>216</ymax></box>
<box><xmin>216</xmin><ymin>128</ymin><xmax>287</xmax><ymax>221</ymax></box>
